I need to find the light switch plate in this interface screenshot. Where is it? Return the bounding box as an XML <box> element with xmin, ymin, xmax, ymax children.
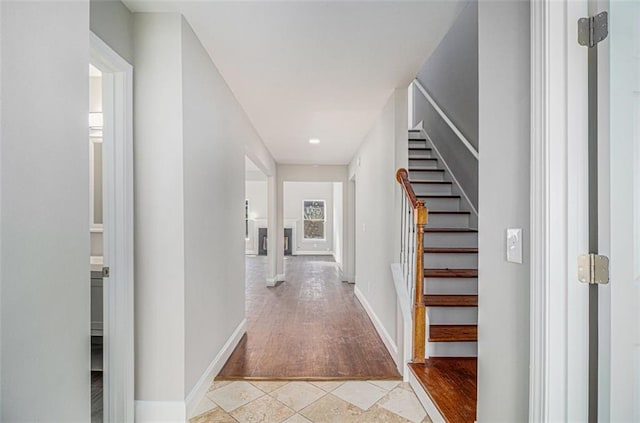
<box><xmin>507</xmin><ymin>228</ymin><xmax>522</xmax><ymax>264</ymax></box>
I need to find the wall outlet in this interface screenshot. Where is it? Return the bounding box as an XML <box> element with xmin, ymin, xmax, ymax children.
<box><xmin>507</xmin><ymin>228</ymin><xmax>522</xmax><ymax>264</ymax></box>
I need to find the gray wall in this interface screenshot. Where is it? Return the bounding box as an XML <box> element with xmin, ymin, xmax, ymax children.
<box><xmin>90</xmin><ymin>0</ymin><xmax>134</xmax><ymax>64</ymax></box>
<box><xmin>1</xmin><ymin>1</ymin><xmax>91</xmax><ymax>421</ymax></box>
<box><xmin>414</xmin><ymin>1</ymin><xmax>478</xmax><ymax>209</ymax></box>
<box><xmin>477</xmin><ymin>0</ymin><xmax>530</xmax><ymax>421</ymax></box>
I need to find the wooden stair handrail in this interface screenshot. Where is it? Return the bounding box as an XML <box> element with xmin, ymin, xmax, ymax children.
<box><xmin>395</xmin><ymin>168</ymin><xmax>428</xmax><ymax>364</ymax></box>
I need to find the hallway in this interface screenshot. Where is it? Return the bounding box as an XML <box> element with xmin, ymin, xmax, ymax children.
<box><xmin>217</xmin><ymin>256</ymin><xmax>400</xmax><ymax>379</ymax></box>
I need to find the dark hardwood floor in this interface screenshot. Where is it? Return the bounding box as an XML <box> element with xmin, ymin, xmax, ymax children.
<box><xmin>409</xmin><ymin>358</ymin><xmax>477</xmax><ymax>423</ymax></box>
<box><xmin>217</xmin><ymin>255</ymin><xmax>401</xmax><ymax>380</ymax></box>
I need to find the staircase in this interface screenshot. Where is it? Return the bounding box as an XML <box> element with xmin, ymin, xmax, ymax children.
<box><xmin>398</xmin><ymin>129</ymin><xmax>478</xmax><ymax>422</ymax></box>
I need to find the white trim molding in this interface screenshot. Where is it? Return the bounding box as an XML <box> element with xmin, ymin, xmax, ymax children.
<box><xmin>354</xmin><ymin>286</ymin><xmax>400</xmax><ymax>370</ymax></box>
<box><xmin>186</xmin><ymin>319</ymin><xmax>247</xmax><ymax>418</ymax></box>
<box><xmin>90</xmin><ymin>32</ymin><xmax>135</xmax><ymax>423</ymax></box>
<box><xmin>407</xmin><ymin>369</ymin><xmax>445</xmax><ymax>423</ymax></box>
<box><xmin>529</xmin><ymin>1</ymin><xmax>590</xmax><ymax>421</ymax></box>
<box><xmin>412</xmin><ymin>79</ymin><xmax>479</xmax><ymax>160</ymax></box>
<box><xmin>135</xmin><ymin>401</ymin><xmax>186</xmax><ymax>423</ymax></box>
<box><xmin>266</xmin><ymin>273</ymin><xmax>285</xmax><ymax>287</ymax></box>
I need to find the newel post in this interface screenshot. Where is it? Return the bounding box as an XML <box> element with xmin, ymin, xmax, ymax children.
<box><xmin>413</xmin><ymin>201</ymin><xmax>428</xmax><ymax>363</ymax></box>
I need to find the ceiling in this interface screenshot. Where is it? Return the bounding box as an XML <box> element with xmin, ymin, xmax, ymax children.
<box><xmin>124</xmin><ymin>1</ymin><xmax>465</xmax><ymax>165</ymax></box>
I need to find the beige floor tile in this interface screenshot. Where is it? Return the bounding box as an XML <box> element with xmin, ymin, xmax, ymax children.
<box><xmin>282</xmin><ymin>415</ymin><xmax>313</xmax><ymax>423</ymax></box>
<box><xmin>208</xmin><ymin>380</ymin><xmax>233</xmax><ymax>393</ymax></box>
<box><xmin>299</xmin><ymin>394</ymin><xmax>362</xmax><ymax>423</ymax></box>
<box><xmin>191</xmin><ymin>396</ymin><xmax>218</xmax><ymax>418</ymax></box>
<box><xmin>331</xmin><ymin>381</ymin><xmax>389</xmax><ymax>410</ymax></box>
<box><xmin>250</xmin><ymin>381</ymin><xmax>289</xmax><ymax>393</ymax></box>
<box><xmin>270</xmin><ymin>382</ymin><xmax>326</xmax><ymax>411</ymax></box>
<box><xmin>368</xmin><ymin>380</ymin><xmax>401</xmax><ymax>391</ymax></box>
<box><xmin>189</xmin><ymin>407</ymin><xmax>237</xmax><ymax>423</ymax></box>
<box><xmin>207</xmin><ymin>381</ymin><xmax>265</xmax><ymax>412</ymax></box>
<box><xmin>309</xmin><ymin>381</ymin><xmax>344</xmax><ymax>392</ymax></box>
<box><xmin>378</xmin><ymin>386</ymin><xmax>427</xmax><ymax>423</ymax></box>
<box><xmin>231</xmin><ymin>395</ymin><xmax>295</xmax><ymax>423</ymax></box>
<box><xmin>354</xmin><ymin>404</ymin><xmax>413</xmax><ymax>422</ymax></box>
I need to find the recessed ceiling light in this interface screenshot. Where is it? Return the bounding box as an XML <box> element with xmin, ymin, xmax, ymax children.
<box><xmin>309</xmin><ymin>138</ymin><xmax>320</xmax><ymax>145</ymax></box>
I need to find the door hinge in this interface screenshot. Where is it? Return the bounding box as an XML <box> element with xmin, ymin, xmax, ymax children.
<box><xmin>578</xmin><ymin>254</ymin><xmax>609</xmax><ymax>285</ymax></box>
<box><xmin>578</xmin><ymin>12</ymin><xmax>608</xmax><ymax>48</ymax></box>
<box><xmin>102</xmin><ymin>266</ymin><xmax>110</xmax><ymax>278</ymax></box>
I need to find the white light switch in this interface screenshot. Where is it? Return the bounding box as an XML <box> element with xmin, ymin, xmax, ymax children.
<box><xmin>507</xmin><ymin>228</ymin><xmax>522</xmax><ymax>264</ymax></box>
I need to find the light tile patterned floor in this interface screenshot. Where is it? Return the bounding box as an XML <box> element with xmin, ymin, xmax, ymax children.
<box><xmin>190</xmin><ymin>380</ymin><xmax>432</xmax><ymax>423</ymax></box>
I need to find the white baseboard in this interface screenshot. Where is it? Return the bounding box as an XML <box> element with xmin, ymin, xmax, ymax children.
<box><xmin>185</xmin><ymin>319</ymin><xmax>247</xmax><ymax>418</ymax></box>
<box><xmin>266</xmin><ymin>273</ymin><xmax>285</xmax><ymax>287</ymax></box>
<box><xmin>135</xmin><ymin>401</ymin><xmax>186</xmax><ymax>423</ymax></box>
<box><xmin>342</xmin><ymin>273</ymin><xmax>355</xmax><ymax>283</ymax></box>
<box><xmin>293</xmin><ymin>250</ymin><xmax>334</xmax><ymax>256</ymax></box>
<box><xmin>354</xmin><ymin>286</ymin><xmax>399</xmax><ymax>368</ymax></box>
<box><xmin>408</xmin><ymin>369</ymin><xmax>445</xmax><ymax>423</ymax></box>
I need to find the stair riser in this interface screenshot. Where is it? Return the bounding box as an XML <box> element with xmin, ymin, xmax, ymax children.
<box><xmin>409</xmin><ymin>140</ymin><xmax>427</xmax><ymax>148</ymax></box>
<box><xmin>422</xmin><ymin>197</ymin><xmax>460</xmax><ymax>210</ymax></box>
<box><xmin>412</xmin><ymin>184</ymin><xmax>452</xmax><ymax>195</ymax></box>
<box><xmin>425</xmin><ymin>278</ymin><xmax>478</xmax><ymax>295</ymax></box>
<box><xmin>409</xmin><ymin>159</ymin><xmax>438</xmax><ymax>169</ymax></box>
<box><xmin>427</xmin><ymin>342</ymin><xmax>477</xmax><ymax>358</ymax></box>
<box><xmin>424</xmin><ymin>253</ymin><xmax>478</xmax><ymax>269</ymax></box>
<box><xmin>409</xmin><ymin>132</ymin><xmax>426</xmax><ymax>140</ymax></box>
<box><xmin>424</xmin><ymin>232</ymin><xmax>477</xmax><ymax>248</ymax></box>
<box><xmin>426</xmin><ymin>213</ymin><xmax>469</xmax><ymax>228</ymax></box>
<box><xmin>408</xmin><ymin>170</ymin><xmax>444</xmax><ymax>181</ymax></box>
<box><xmin>409</xmin><ymin>151</ymin><xmax>433</xmax><ymax>159</ymax></box>
<box><xmin>428</xmin><ymin>307</ymin><xmax>477</xmax><ymax>325</ymax></box>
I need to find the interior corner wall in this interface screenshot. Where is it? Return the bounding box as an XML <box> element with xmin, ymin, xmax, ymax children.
<box><xmin>332</xmin><ymin>182</ymin><xmax>344</xmax><ymax>266</ymax></box>
<box><xmin>348</xmin><ymin>89</ymin><xmax>404</xmax><ymax>348</ymax></box>
<box><xmin>90</xmin><ymin>0</ymin><xmax>133</xmax><ymax>64</ymax></box>
<box><xmin>1</xmin><ymin>1</ymin><xmax>91</xmax><ymax>421</ymax></box>
<box><xmin>133</xmin><ymin>12</ymin><xmax>186</xmax><ymax>402</ymax></box>
<box><xmin>181</xmin><ymin>18</ymin><xmax>247</xmax><ymax>396</ymax></box>
<box><xmin>477</xmin><ymin>1</ymin><xmax>530</xmax><ymax>421</ymax></box>
<box><xmin>413</xmin><ymin>0</ymin><xmax>479</xmax><ymax>210</ymax></box>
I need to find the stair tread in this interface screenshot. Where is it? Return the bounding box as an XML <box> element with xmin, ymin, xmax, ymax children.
<box><xmin>427</xmin><ymin>210</ymin><xmax>470</xmax><ymax>215</ymax></box>
<box><xmin>409</xmin><ymin>168</ymin><xmax>444</xmax><ymax>172</ymax></box>
<box><xmin>419</xmin><ymin>194</ymin><xmax>460</xmax><ymax>198</ymax></box>
<box><xmin>410</xmin><ymin>157</ymin><xmax>438</xmax><ymax>161</ymax></box>
<box><xmin>429</xmin><ymin>325</ymin><xmax>478</xmax><ymax>342</ymax></box>
<box><xmin>408</xmin><ymin>359</ymin><xmax>477</xmax><ymax>423</ymax></box>
<box><xmin>410</xmin><ymin>180</ymin><xmax>452</xmax><ymax>185</ymax></box>
<box><xmin>424</xmin><ymin>294</ymin><xmax>478</xmax><ymax>307</ymax></box>
<box><xmin>408</xmin><ymin>147</ymin><xmax>432</xmax><ymax>151</ymax></box>
<box><xmin>424</xmin><ymin>247</ymin><xmax>478</xmax><ymax>253</ymax></box>
<box><xmin>424</xmin><ymin>268</ymin><xmax>478</xmax><ymax>278</ymax></box>
<box><xmin>425</xmin><ymin>227</ymin><xmax>477</xmax><ymax>233</ymax></box>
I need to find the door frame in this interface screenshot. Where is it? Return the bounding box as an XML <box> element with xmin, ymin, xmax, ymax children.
<box><xmin>530</xmin><ymin>1</ymin><xmax>591</xmax><ymax>421</ymax></box>
<box><xmin>90</xmin><ymin>32</ymin><xmax>135</xmax><ymax>423</ymax></box>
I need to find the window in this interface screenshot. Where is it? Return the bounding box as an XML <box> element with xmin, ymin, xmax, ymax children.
<box><xmin>303</xmin><ymin>200</ymin><xmax>325</xmax><ymax>240</ymax></box>
<box><xmin>245</xmin><ymin>199</ymin><xmax>250</xmax><ymax>239</ymax></box>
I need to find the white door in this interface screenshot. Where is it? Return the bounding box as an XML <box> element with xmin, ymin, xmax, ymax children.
<box><xmin>598</xmin><ymin>1</ymin><xmax>640</xmax><ymax>421</ymax></box>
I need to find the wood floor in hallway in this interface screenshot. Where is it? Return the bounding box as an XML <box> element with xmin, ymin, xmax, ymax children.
<box><xmin>217</xmin><ymin>256</ymin><xmax>401</xmax><ymax>380</ymax></box>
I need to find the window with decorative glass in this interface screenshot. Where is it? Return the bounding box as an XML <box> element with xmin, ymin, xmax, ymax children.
<box><xmin>303</xmin><ymin>200</ymin><xmax>325</xmax><ymax>240</ymax></box>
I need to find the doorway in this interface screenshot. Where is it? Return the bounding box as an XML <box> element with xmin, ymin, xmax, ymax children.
<box><xmin>89</xmin><ymin>33</ymin><xmax>135</xmax><ymax>423</ymax></box>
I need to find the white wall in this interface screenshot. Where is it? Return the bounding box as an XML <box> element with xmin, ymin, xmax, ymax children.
<box><xmin>1</xmin><ymin>1</ymin><xmax>91</xmax><ymax>421</ymax></box>
<box><xmin>133</xmin><ymin>14</ymin><xmax>275</xmax><ymax>416</ymax></box>
<box><xmin>133</xmin><ymin>13</ymin><xmax>186</xmax><ymax>403</ymax></box>
<box><xmin>284</xmin><ymin>182</ymin><xmax>334</xmax><ymax>254</ymax></box>
<box><xmin>476</xmin><ymin>1</ymin><xmax>530</xmax><ymax>421</ymax></box>
<box><xmin>348</xmin><ymin>88</ymin><xmax>408</xmax><ymax>361</ymax></box>
<box><xmin>181</xmin><ymin>18</ymin><xmax>249</xmax><ymax>400</ymax></box>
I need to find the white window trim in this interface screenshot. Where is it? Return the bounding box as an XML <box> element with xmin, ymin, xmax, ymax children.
<box><xmin>302</xmin><ymin>199</ymin><xmax>326</xmax><ymax>241</ymax></box>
